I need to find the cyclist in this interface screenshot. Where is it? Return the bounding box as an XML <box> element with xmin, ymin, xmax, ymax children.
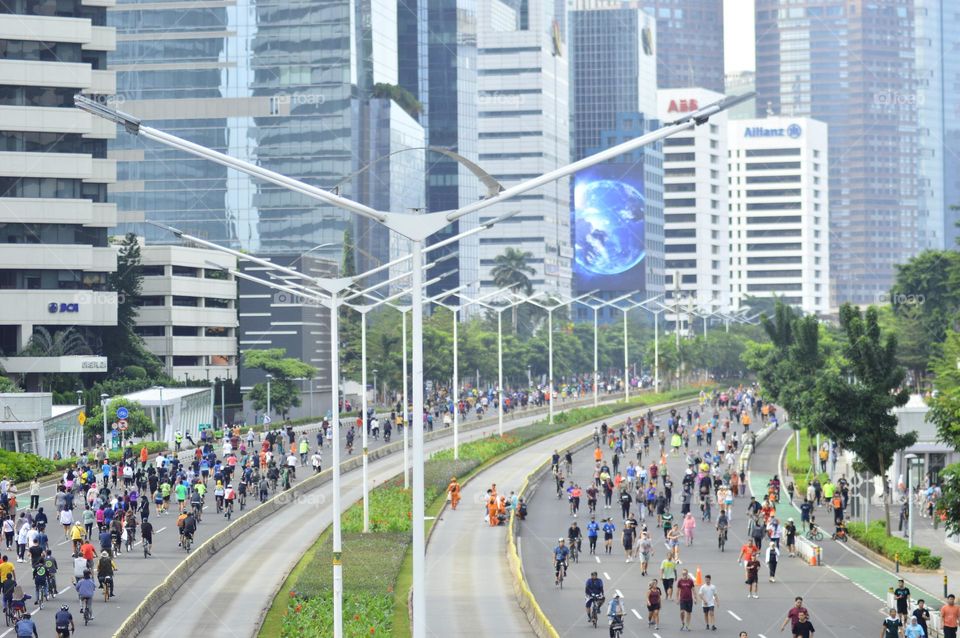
<box><xmin>224</xmin><ymin>484</ymin><xmax>236</xmax><ymax>519</ymax></box>
<box><xmin>567</xmin><ymin>522</ymin><xmax>582</xmax><ymax>555</ymax></box>
<box><xmin>181</xmin><ymin>512</ymin><xmax>197</xmax><ymax>549</ymax></box>
<box><xmin>31</xmin><ymin>560</ymin><xmax>48</xmax><ymax>605</ymax></box>
<box><xmin>190</xmin><ymin>489</ymin><xmax>203</xmax><ymax>522</ymax></box>
<box><xmin>607</xmin><ymin>593</ymin><xmax>625</xmax><ymax>637</ymax></box>
<box><xmin>13</xmin><ymin>612</ymin><xmax>37</xmax><ymax>638</ymax></box>
<box><xmin>716</xmin><ymin>510</ymin><xmax>729</xmax><ymax>550</ymax></box>
<box><xmin>95</xmin><ymin>552</ymin><xmax>116</xmax><ymax>599</ymax></box>
<box><xmin>44</xmin><ymin>551</ymin><xmax>58</xmax><ymax>599</ymax></box>
<box><xmin>74</xmin><ymin>570</ymin><xmax>95</xmax><ymax>620</ymax></box>
<box><xmin>584</xmin><ymin>571</ymin><xmax>605</xmax><ymax>623</ymax></box>
<box><xmin>552</xmin><ymin>538</ymin><xmax>569</xmax><ymax>585</ymax></box>
<box><xmin>54</xmin><ymin>605</ymin><xmax>74</xmax><ymax>637</ymax></box>
<box><xmin>141</xmin><ymin>519</ymin><xmax>153</xmax><ymax>557</ymax></box>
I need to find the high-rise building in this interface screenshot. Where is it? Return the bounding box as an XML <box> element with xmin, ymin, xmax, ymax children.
<box><xmin>728</xmin><ymin>116</ymin><xmax>830</xmax><ymax>315</ymax></box>
<box><xmin>657</xmin><ymin>88</ymin><xmax>728</xmax><ymax>314</ymax></box>
<box><xmin>134</xmin><ymin>242</ymin><xmax>238</xmax><ymax>382</ymax></box>
<box><xmin>724</xmin><ymin>71</ymin><xmax>757</xmax><ymax>120</ymax></box>
<box><xmin>640</xmin><ymin>0</ymin><xmax>725</xmax><ymax>93</ymax></box>
<box><xmin>0</xmin><ymin>0</ymin><xmax>118</xmax><ymax>375</ymax></box>
<box><xmin>914</xmin><ymin>1</ymin><xmax>960</xmax><ymax>247</ymax></box>
<box><xmin>108</xmin><ymin>0</ymin><xmax>421</xmax><ymax>270</ymax></box>
<box><xmin>398</xmin><ymin>0</ymin><xmax>481</xmax><ymax>300</ymax></box>
<box><xmin>568</xmin><ymin>2</ymin><xmax>664</xmax><ymax>320</ymax></box>
<box><xmin>475</xmin><ymin>0</ymin><xmax>572</xmax><ymax>296</ymax></box>
<box><xmin>755</xmin><ymin>0</ymin><xmax>919</xmax><ymax>305</ymax></box>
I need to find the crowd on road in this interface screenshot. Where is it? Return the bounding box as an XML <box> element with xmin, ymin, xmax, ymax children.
<box><xmin>0</xmin><ymin>422</ymin><xmax>327</xmax><ymax>637</ymax></box>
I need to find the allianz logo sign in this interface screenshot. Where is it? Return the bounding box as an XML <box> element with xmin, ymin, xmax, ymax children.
<box><xmin>744</xmin><ymin>124</ymin><xmax>803</xmax><ymax>139</ymax></box>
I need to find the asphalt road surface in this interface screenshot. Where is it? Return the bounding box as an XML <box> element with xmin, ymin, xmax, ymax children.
<box><xmin>521</xmin><ymin>415</ymin><xmax>902</xmax><ymax>638</ymax></box>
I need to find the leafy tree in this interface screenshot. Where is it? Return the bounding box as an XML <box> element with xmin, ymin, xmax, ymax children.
<box><xmin>927</xmin><ymin>328</ymin><xmax>960</xmax><ymax>535</ymax></box>
<box><xmin>809</xmin><ymin>305</ymin><xmax>913</xmax><ymax>534</ymax></box>
<box><xmin>243</xmin><ymin>349</ymin><xmax>317</xmax><ymax>419</ymax></box>
<box><xmin>0</xmin><ymin>376</ymin><xmax>20</xmax><ymax>393</ymax></box>
<box><xmin>85</xmin><ymin>397</ymin><xmax>155</xmax><ymax>440</ymax></box>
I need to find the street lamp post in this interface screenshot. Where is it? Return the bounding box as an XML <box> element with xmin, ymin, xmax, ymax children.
<box><xmin>265</xmin><ymin>373</ymin><xmax>273</xmax><ymax>422</ymax></box>
<box><xmin>77</xmin><ymin>90</ymin><xmax>750</xmax><ymax>638</ymax></box>
<box><xmin>76</xmin><ymin>390</ymin><xmax>82</xmax><ymax>406</ymax></box>
<box><xmin>904</xmin><ymin>453</ymin><xmax>921</xmax><ymax>547</ymax></box>
<box><xmin>372</xmin><ymin>369</ymin><xmax>378</xmax><ymax>406</ymax></box>
<box><xmin>99</xmin><ymin>393</ymin><xmax>109</xmax><ymax>448</ymax></box>
<box><xmin>603</xmin><ymin>294</ymin><xmax>662</xmax><ymax>401</ymax></box>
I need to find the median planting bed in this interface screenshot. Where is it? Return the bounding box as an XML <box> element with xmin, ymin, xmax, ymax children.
<box><xmin>845</xmin><ymin>521</ymin><xmax>942</xmax><ymax>570</ymax></box>
<box><xmin>261</xmin><ymin>388</ymin><xmax>703</xmax><ymax>637</ymax></box>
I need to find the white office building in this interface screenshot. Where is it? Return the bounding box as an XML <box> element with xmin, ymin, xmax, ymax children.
<box><xmin>0</xmin><ymin>0</ymin><xmax>118</xmax><ymax>375</ymax></box>
<box><xmin>657</xmin><ymin>88</ymin><xmax>729</xmax><ymax>316</ymax></box>
<box><xmin>475</xmin><ymin>0</ymin><xmax>572</xmax><ymax>296</ymax></box>
<box><xmin>728</xmin><ymin>116</ymin><xmax>830</xmax><ymax>315</ymax></box>
<box><xmin>0</xmin><ymin>393</ymin><xmax>84</xmax><ymax>459</ymax></box>
<box><xmin>133</xmin><ymin>242</ymin><xmax>238</xmax><ymax>382</ymax></box>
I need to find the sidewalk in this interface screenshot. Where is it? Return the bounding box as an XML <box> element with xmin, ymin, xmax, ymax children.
<box><xmin>749</xmin><ymin>428</ymin><xmax>950</xmax><ymax>611</ymax></box>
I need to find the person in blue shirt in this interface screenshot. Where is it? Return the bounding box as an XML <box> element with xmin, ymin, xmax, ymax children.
<box><xmin>74</xmin><ymin>570</ymin><xmax>96</xmax><ymax>619</ymax></box>
<box><xmin>54</xmin><ymin>605</ymin><xmax>74</xmax><ymax>638</ymax></box>
<box><xmin>607</xmin><ymin>594</ymin><xmax>625</xmax><ymax>637</ymax></box>
<box><xmin>587</xmin><ymin>518</ymin><xmax>600</xmax><ymax>554</ymax></box>
<box><xmin>552</xmin><ymin>539</ymin><xmax>570</xmax><ymax>584</ymax></box>
<box><xmin>602</xmin><ymin>519</ymin><xmax>616</xmax><ymax>555</ymax></box>
<box><xmin>904</xmin><ymin>616</ymin><xmax>926</xmax><ymax>638</ymax></box>
<box><xmin>584</xmin><ymin>571</ymin><xmax>605</xmax><ymax>621</ymax></box>
<box><xmin>14</xmin><ymin>612</ymin><xmax>37</xmax><ymax>638</ymax></box>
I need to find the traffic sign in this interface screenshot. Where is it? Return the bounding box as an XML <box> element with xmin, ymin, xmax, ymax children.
<box><xmin>77</xmin><ymin>411</ymin><xmax>86</xmax><ymax>426</ymax></box>
<box><xmin>118</xmin><ymin>419</ymin><xmax>128</xmax><ymax>431</ymax></box>
<box><xmin>198</xmin><ymin>423</ymin><xmax>212</xmax><ymax>431</ymax></box>
<box><xmin>116</xmin><ymin>406</ymin><xmax>129</xmax><ymax>420</ymax></box>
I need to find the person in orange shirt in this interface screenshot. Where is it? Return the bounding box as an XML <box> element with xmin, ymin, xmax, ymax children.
<box><xmin>139</xmin><ymin>445</ymin><xmax>149</xmax><ymax>467</ymax></box>
<box><xmin>488</xmin><ymin>496</ymin><xmax>499</xmax><ymax>526</ymax></box>
<box><xmin>259</xmin><ymin>450</ymin><xmax>267</xmax><ymax>471</ymax></box>
<box><xmin>594</xmin><ymin>446</ymin><xmax>603</xmax><ymax>463</ymax></box>
<box><xmin>490</xmin><ymin>483</ymin><xmax>498</xmax><ymax>500</ymax></box>
<box><xmin>447</xmin><ymin>477</ymin><xmax>462</xmax><ymax>510</ymax></box>
<box><xmin>497</xmin><ymin>495</ymin><xmax>507</xmax><ymax>519</ymax></box>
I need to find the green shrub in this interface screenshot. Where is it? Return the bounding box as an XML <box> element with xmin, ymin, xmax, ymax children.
<box><xmin>0</xmin><ymin>450</ymin><xmax>56</xmax><ymax>483</ymax></box>
<box><xmin>845</xmin><ymin>521</ymin><xmax>942</xmax><ymax>568</ymax></box>
<box><xmin>124</xmin><ymin>365</ymin><xmax>147</xmax><ymax>379</ymax></box>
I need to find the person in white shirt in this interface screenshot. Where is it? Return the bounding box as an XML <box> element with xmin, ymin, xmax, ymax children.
<box><xmin>311</xmin><ymin>451</ymin><xmax>323</xmax><ymax>474</ymax></box>
<box><xmin>697</xmin><ymin>574</ymin><xmax>719</xmax><ymax>631</ymax></box>
<box><xmin>764</xmin><ymin>541</ymin><xmax>781</xmax><ymax>582</ymax></box>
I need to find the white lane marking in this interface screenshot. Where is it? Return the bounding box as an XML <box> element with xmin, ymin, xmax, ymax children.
<box><xmin>595</xmin><ymin>555</ymin><xmax>601</xmax><ymax>563</ymax></box>
<box><xmin>759</xmin><ymin>634</ymin><xmax>768</xmax><ymax>638</ymax></box>
<box><xmin>728</xmin><ymin>610</ymin><xmax>743</xmax><ymax>621</ymax></box>
<box><xmin>631</xmin><ymin>608</ymin><xmax>643</xmax><ymax>620</ymax></box>
<box><xmin>616</xmin><ymin>589</ymin><xmax>623</xmax><ymax>598</ymax></box>
<box><xmin>603</xmin><ymin>571</ymin><xmax>611</xmax><ymax>580</ymax></box>
<box><xmin>653</xmin><ymin>633</ymin><xmax>663</xmax><ymax>638</ymax></box>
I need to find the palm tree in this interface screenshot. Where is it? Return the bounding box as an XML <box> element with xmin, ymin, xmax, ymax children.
<box><xmin>20</xmin><ymin>327</ymin><xmax>93</xmax><ymax>357</ymax></box>
<box><xmin>491</xmin><ymin>248</ymin><xmax>536</xmax><ymax>332</ymax></box>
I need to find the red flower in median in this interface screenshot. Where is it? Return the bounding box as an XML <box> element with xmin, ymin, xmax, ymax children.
<box><xmin>354</xmin><ymin>614</ymin><xmax>361</xmax><ymax>621</ymax></box>
<box><xmin>288</xmin><ymin>590</ymin><xmax>296</xmax><ymax>598</ymax></box>
<box><xmin>370</xmin><ymin>628</ymin><xmax>376</xmax><ymax>634</ymax></box>
<box><xmin>294</xmin><ymin>604</ymin><xmax>302</xmax><ymax>613</ymax></box>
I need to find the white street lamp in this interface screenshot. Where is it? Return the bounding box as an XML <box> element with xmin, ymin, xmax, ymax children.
<box><xmin>76</xmin><ymin>90</ymin><xmax>750</xmax><ymax>638</ymax></box>
<box><xmin>603</xmin><ymin>294</ymin><xmax>663</xmax><ymax>401</ymax></box>
<box><xmin>576</xmin><ymin>294</ymin><xmax>631</xmax><ymax>407</ymax></box>
<box><xmin>99</xmin><ymin>393</ymin><xmax>109</xmax><ymax>448</ymax></box>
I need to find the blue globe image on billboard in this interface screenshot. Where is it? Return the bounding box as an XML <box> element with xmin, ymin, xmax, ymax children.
<box><xmin>572</xmin><ymin>165</ymin><xmax>646</xmax><ymax>292</ymax></box>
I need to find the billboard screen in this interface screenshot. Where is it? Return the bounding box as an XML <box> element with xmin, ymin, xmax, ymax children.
<box><xmin>572</xmin><ymin>164</ymin><xmax>646</xmax><ymax>293</ymax></box>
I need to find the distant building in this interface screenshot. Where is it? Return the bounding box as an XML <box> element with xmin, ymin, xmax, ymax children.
<box><xmin>727</xmin><ymin>116</ymin><xmax>830</xmax><ymax>315</ymax></box>
<box><xmin>0</xmin><ymin>393</ymin><xmax>84</xmax><ymax>459</ymax></box>
<box><xmin>476</xmin><ymin>0</ymin><xmax>572</xmax><ymax>296</ymax></box>
<box><xmin>133</xmin><ymin>242</ymin><xmax>238</xmax><ymax>383</ymax></box>
<box><xmin>0</xmin><ymin>0</ymin><xmax>118</xmax><ymax>379</ymax></box>
<box><xmin>237</xmin><ymin>253</ymin><xmax>335</xmax><ymax>421</ymax></box>
<box><xmin>119</xmin><ymin>386</ymin><xmax>213</xmax><ymax>444</ymax></box>
<box><xmin>639</xmin><ymin>0</ymin><xmax>725</xmax><ymax>93</ymax></box>
<box><xmin>657</xmin><ymin>88</ymin><xmax>729</xmax><ymax>317</ymax></box>
<box><xmin>723</xmin><ymin>71</ymin><xmax>756</xmax><ymax>120</ymax></box>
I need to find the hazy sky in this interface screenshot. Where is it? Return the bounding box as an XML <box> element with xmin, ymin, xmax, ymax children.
<box><xmin>724</xmin><ymin>0</ymin><xmax>756</xmax><ymax>73</ymax></box>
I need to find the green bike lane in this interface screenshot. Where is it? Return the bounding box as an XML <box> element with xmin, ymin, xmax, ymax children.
<box><xmin>749</xmin><ymin>427</ymin><xmax>946</xmax><ymax>610</ymax></box>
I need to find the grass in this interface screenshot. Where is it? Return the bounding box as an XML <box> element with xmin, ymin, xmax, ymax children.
<box><xmin>784</xmin><ymin>427</ymin><xmax>828</xmax><ymax>494</ymax></box>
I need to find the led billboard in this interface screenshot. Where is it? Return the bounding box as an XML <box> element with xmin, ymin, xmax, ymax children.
<box><xmin>572</xmin><ymin>164</ymin><xmax>646</xmax><ymax>293</ymax></box>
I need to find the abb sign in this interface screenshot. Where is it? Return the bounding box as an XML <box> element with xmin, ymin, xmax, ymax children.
<box><xmin>666</xmin><ymin>98</ymin><xmax>699</xmax><ymax>114</ymax></box>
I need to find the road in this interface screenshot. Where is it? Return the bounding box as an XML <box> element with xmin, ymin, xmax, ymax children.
<box><xmin>521</xmin><ymin>418</ymin><xmax>901</xmax><ymax>638</ymax></box>
<box><xmin>5</xmin><ymin>396</ymin><xmax>602</xmax><ymax>638</ymax></box>
<box><xmin>137</xmin><ymin>393</ymin><xmax>633</xmax><ymax>637</ymax></box>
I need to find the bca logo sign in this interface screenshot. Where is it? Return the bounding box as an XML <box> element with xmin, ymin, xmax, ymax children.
<box><xmin>48</xmin><ymin>302</ymin><xmax>79</xmax><ymax>313</ymax></box>
<box><xmin>667</xmin><ymin>98</ymin><xmax>699</xmax><ymax>114</ymax></box>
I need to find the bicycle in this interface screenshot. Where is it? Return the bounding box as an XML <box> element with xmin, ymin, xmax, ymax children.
<box><xmin>81</xmin><ymin>597</ymin><xmax>92</xmax><ymax>625</ymax></box>
<box><xmin>46</xmin><ymin>572</ymin><xmax>58</xmax><ymax>599</ymax></box>
<box><xmin>569</xmin><ymin>540</ymin><xmax>580</xmax><ymax>564</ymax></box>
<box><xmin>588</xmin><ymin>594</ymin><xmax>605</xmax><ymax>628</ymax></box>
<box><xmin>224</xmin><ymin>500</ymin><xmax>234</xmax><ymax>520</ymax></box>
<box><xmin>610</xmin><ymin>613</ymin><xmax>624</xmax><ymax>637</ymax></box>
<box><xmin>182</xmin><ymin>532</ymin><xmax>193</xmax><ymax>552</ymax></box>
<box><xmin>554</xmin><ymin>560</ymin><xmax>567</xmax><ymax>589</ymax></box>
<box><xmin>101</xmin><ymin>575</ymin><xmax>113</xmax><ymax>603</ymax></box>
<box><xmin>717</xmin><ymin>526</ymin><xmax>728</xmax><ymax>552</ymax></box>
<box><xmin>142</xmin><ymin>538</ymin><xmax>151</xmax><ymax>558</ymax></box>
<box><xmin>805</xmin><ymin>526</ymin><xmax>823</xmax><ymax>542</ymax></box>
<box><xmin>832</xmin><ymin>529</ymin><xmax>848</xmax><ymax>543</ymax></box>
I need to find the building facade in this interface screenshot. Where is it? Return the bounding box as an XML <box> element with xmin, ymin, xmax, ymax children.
<box><xmin>0</xmin><ymin>0</ymin><xmax>118</xmax><ymax>369</ymax></box>
<box><xmin>0</xmin><ymin>393</ymin><xmax>84</xmax><ymax>459</ymax></box>
<box><xmin>657</xmin><ymin>88</ymin><xmax>729</xmax><ymax>315</ymax></box>
<box><xmin>755</xmin><ymin>0</ymin><xmax>919</xmax><ymax>305</ymax></box>
<box><xmin>640</xmin><ymin>0</ymin><xmax>725</xmax><ymax>93</ymax></box>
<box><xmin>133</xmin><ymin>242</ymin><xmax>238</xmax><ymax>382</ymax></box>
<box><xmin>237</xmin><ymin>253</ymin><xmax>334</xmax><ymax>420</ymax></box>
<box><xmin>728</xmin><ymin>116</ymin><xmax>830</xmax><ymax>315</ymax></box>
<box><xmin>476</xmin><ymin>0</ymin><xmax>572</xmax><ymax>296</ymax></box>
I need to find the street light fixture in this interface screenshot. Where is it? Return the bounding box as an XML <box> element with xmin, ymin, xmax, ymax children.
<box><xmin>576</xmin><ymin>293</ymin><xmax>632</xmax><ymax>407</ymax></box>
<box><xmin>75</xmin><ymin>390</ymin><xmax>82</xmax><ymax>407</ymax></box>
<box><xmin>75</xmin><ymin>90</ymin><xmax>750</xmax><ymax>638</ymax></box>
<box><xmin>99</xmin><ymin>393</ymin><xmax>109</xmax><ymax>448</ymax></box>
<box><xmin>265</xmin><ymin>373</ymin><xmax>273</xmax><ymax>421</ymax></box>
<box><xmin>603</xmin><ymin>294</ymin><xmax>663</xmax><ymax>401</ymax></box>
<box><xmin>904</xmin><ymin>453</ymin><xmax>923</xmax><ymax>548</ymax></box>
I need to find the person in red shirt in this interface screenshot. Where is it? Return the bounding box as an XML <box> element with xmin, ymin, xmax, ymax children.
<box><xmin>738</xmin><ymin>542</ymin><xmax>757</xmax><ymax>564</ymax></box>
<box><xmin>779</xmin><ymin>597</ymin><xmax>810</xmax><ymax>633</ymax></box>
<box><xmin>941</xmin><ymin>594</ymin><xmax>958</xmax><ymax>638</ymax></box>
<box><xmin>676</xmin><ymin>568</ymin><xmax>696</xmax><ymax>630</ymax></box>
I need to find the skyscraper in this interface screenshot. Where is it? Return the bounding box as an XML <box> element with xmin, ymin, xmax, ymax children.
<box><xmin>109</xmin><ymin>0</ymin><xmax>423</xmax><ymax>269</ymax></box>
<box><xmin>755</xmin><ymin>0</ymin><xmax>920</xmax><ymax>305</ymax></box>
<box><xmin>475</xmin><ymin>0</ymin><xmax>572</xmax><ymax>296</ymax></box>
<box><xmin>641</xmin><ymin>0</ymin><xmax>725</xmax><ymax>93</ymax></box>
<box><xmin>0</xmin><ymin>0</ymin><xmax>118</xmax><ymax>370</ymax></box>
<box><xmin>398</xmin><ymin>0</ymin><xmax>481</xmax><ymax>300</ymax></box>
<box><xmin>568</xmin><ymin>2</ymin><xmax>664</xmax><ymax>319</ymax></box>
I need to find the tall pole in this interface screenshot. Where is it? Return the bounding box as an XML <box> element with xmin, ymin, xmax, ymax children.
<box><xmin>908</xmin><ymin>462</ymin><xmax>913</xmax><ymax>547</ymax></box>
<box><xmin>329</xmin><ymin>294</ymin><xmax>343</xmax><ymax>638</ymax></box>
<box><xmin>497</xmin><ymin>310</ymin><xmax>504</xmax><ymax>436</ymax></box>
<box><xmin>548</xmin><ymin>309</ymin><xmax>555</xmax><ymax>424</ymax></box>
<box><xmin>593</xmin><ymin>306</ymin><xmax>599</xmax><ymax>407</ymax></box>
<box><xmin>452</xmin><ymin>308</ymin><xmax>459</xmax><ymax>459</ymax></box>
<box><xmin>654</xmin><ymin>311</ymin><xmax>660</xmax><ymax>392</ymax></box>
<box><xmin>410</xmin><ymin>241</ymin><xmax>426</xmax><ymax>638</ymax></box>
<box><xmin>623</xmin><ymin>308</ymin><xmax>629</xmax><ymax>402</ymax></box>
<box><xmin>401</xmin><ymin>309</ymin><xmax>409</xmax><ymax>489</ymax></box>
<box><xmin>361</xmin><ymin>311</ymin><xmax>369</xmax><ymax>533</ymax></box>
<box><xmin>266</xmin><ymin>376</ymin><xmax>272</xmax><ymax>420</ymax></box>
<box><xmin>220</xmin><ymin>378</ymin><xmax>226</xmax><ymax>427</ymax></box>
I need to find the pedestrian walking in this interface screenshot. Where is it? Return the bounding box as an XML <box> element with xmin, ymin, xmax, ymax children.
<box><xmin>765</xmin><ymin>541</ymin><xmax>780</xmax><ymax>582</ymax></box>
